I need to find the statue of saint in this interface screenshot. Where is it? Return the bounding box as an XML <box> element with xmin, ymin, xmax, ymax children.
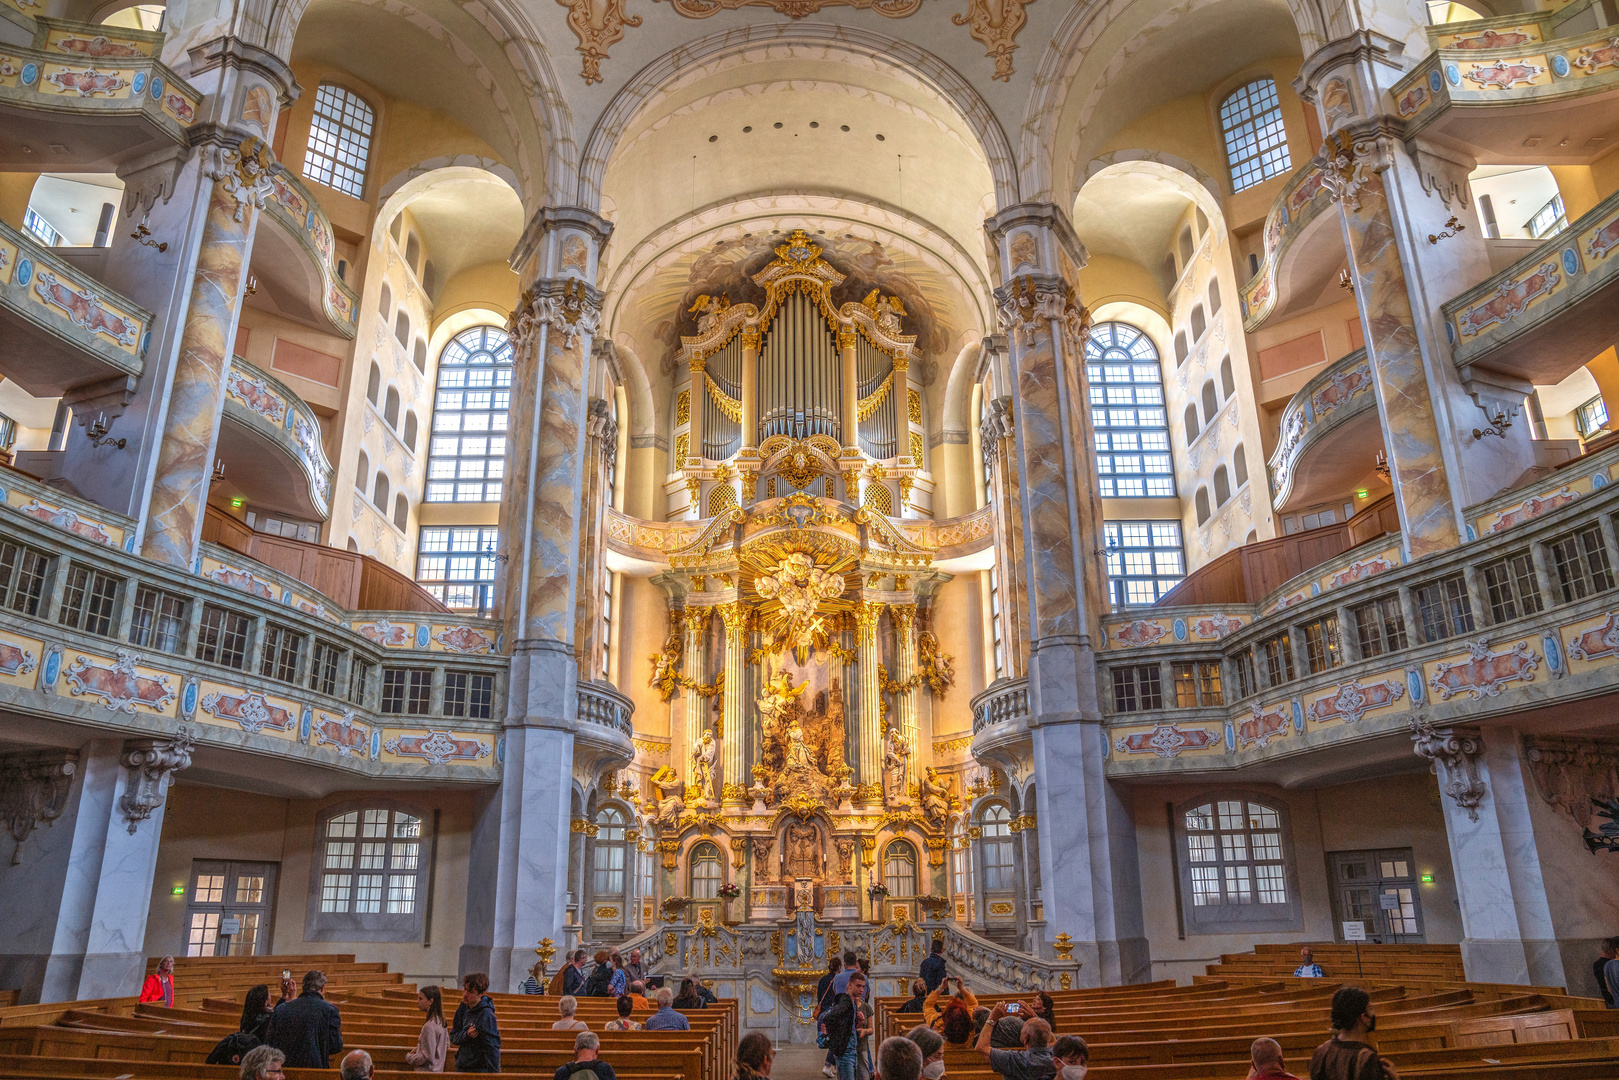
<box><xmin>649</xmin><ymin>765</ymin><xmax>686</xmax><ymax>829</ymax></box>
<box><xmin>882</xmin><ymin>722</ymin><xmax>912</xmax><ymax>806</ymax></box>
<box><xmin>785</xmin><ymin>821</ymin><xmax>821</xmax><ymax>880</ymax></box>
<box><xmin>920</xmin><ymin>766</ymin><xmax>952</xmax><ymax>828</ymax></box>
<box><xmin>691</xmin><ymin>729</ymin><xmax>719</xmax><ymax>805</ymax></box>
<box><xmin>785</xmin><ymin>724</ymin><xmax>817</xmax><ymax>772</ymax></box>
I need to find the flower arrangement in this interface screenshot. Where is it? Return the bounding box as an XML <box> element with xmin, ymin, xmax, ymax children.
<box><xmin>718</xmin><ymin>883</ymin><xmax>741</xmax><ymax>900</ymax></box>
<box><xmin>867</xmin><ymin>883</ymin><xmax>891</xmax><ymax>900</ymax></box>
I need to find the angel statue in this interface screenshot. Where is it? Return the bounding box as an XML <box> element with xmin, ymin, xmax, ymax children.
<box><xmin>920</xmin><ymin>766</ymin><xmax>952</xmax><ymax>829</ymax></box>
<box><xmin>757</xmin><ymin>670</ymin><xmax>807</xmax><ymax>746</ymax></box>
<box><xmin>649</xmin><ymin>626</ymin><xmax>683</xmax><ymax>702</ymax></box>
<box><xmin>918</xmin><ymin>631</ymin><xmax>955</xmax><ymax>699</ymax></box>
<box><xmin>687</xmin><ymin>293</ymin><xmax>731</xmax><ymax>335</ymax></box>
<box><xmin>690</xmin><ymin>728</ymin><xmax>719</xmax><ymax>806</ymax></box>
<box><xmin>882</xmin><ymin>721</ymin><xmax>912</xmax><ymax>807</ymax></box>
<box><xmin>859</xmin><ymin>289</ymin><xmax>906</xmax><ymax>335</ymax></box>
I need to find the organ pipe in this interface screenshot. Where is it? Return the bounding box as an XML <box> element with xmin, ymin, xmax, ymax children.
<box><xmin>702</xmin><ymin>335</ymin><xmax>742</xmax><ymax>459</ymax></box>
<box><xmin>856</xmin><ymin>338</ymin><xmax>896</xmax><ymax>458</ymax></box>
<box><xmin>759</xmin><ymin>291</ymin><xmax>840</xmax><ymax>444</ymax></box>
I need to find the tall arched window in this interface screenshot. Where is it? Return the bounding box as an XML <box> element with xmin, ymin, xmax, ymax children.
<box><xmin>405</xmin><ymin>233</ymin><xmax>421</xmax><ymax>274</ymax></box>
<box><xmin>1196</xmin><ymin>487</ymin><xmax>1212</xmax><ymax>524</ymax></box>
<box><xmin>1214</xmin><ymin>465</ymin><xmax>1231</xmax><ymax>506</ymax></box>
<box><xmin>372</xmin><ymin>472</ymin><xmax>389</xmax><ymax>510</ymax></box>
<box><xmin>413</xmin><ymin>339</ymin><xmax>427</xmax><ymax>373</ymax></box>
<box><xmin>394</xmin><ymin>311</ymin><xmax>410</xmax><ymax>348</ymax></box>
<box><xmin>592</xmin><ymin>806</ymin><xmax>627</xmax><ymax>895</ymax></box>
<box><xmin>366</xmin><ymin>362</ymin><xmax>381</xmax><ymax>405</ymax></box>
<box><xmin>303</xmin><ymin>84</ymin><xmax>374</xmax><ymax>199</ymax></box>
<box><xmin>403</xmin><ymin>412</ymin><xmax>418</xmax><ymax>452</ymax></box>
<box><xmin>1202</xmin><ymin>381</ymin><xmax>1220</xmax><ymax>418</ymax></box>
<box><xmin>981</xmin><ymin>805</ymin><xmax>1014</xmax><ymax>890</ymax></box>
<box><xmin>392</xmin><ymin>493</ymin><xmax>408</xmax><ymax>531</ymax></box>
<box><xmin>1234</xmin><ymin>444</ymin><xmax>1248</xmax><ymax>487</ymax></box>
<box><xmin>1085</xmin><ymin>322</ymin><xmax>1173</xmax><ymax>499</ymax></box>
<box><xmin>355</xmin><ymin>451</ymin><xmax>369</xmax><ymax>490</ymax></box>
<box><xmin>1220</xmin><ymin>78</ymin><xmax>1292</xmax><ymax>192</ymax></box>
<box><xmin>427</xmin><ymin>326</ymin><xmax>513</xmax><ymax>503</ymax></box>
<box><xmin>690</xmin><ymin>841</ymin><xmax>723</xmax><ymax>899</ymax></box>
<box><xmin>1208</xmin><ymin>280</ymin><xmax>1222</xmax><ymax>315</ymax></box>
<box><xmin>1184</xmin><ymin>404</ymin><xmax>1201</xmax><ymax>444</ymax></box>
<box><xmin>384</xmin><ymin>386</ymin><xmax>400</xmax><ymax>428</ymax></box>
<box><xmin>377</xmin><ymin>282</ymin><xmax>391</xmax><ymax>319</ymax></box>
<box><xmin>1190</xmin><ymin>305</ymin><xmax>1206</xmax><ymax>341</ymax></box>
<box><xmin>1220</xmin><ymin>356</ymin><xmax>1235</xmax><ymax>399</ymax></box>
<box><xmin>884</xmin><ymin>840</ymin><xmax>919</xmax><ymax>898</ymax></box>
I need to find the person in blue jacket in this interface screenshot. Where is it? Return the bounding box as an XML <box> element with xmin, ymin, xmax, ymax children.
<box><xmin>450</xmin><ymin>972</ymin><xmax>502</xmax><ymax>1073</ymax></box>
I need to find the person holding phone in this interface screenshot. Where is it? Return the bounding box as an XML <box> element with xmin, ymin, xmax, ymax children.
<box><xmin>974</xmin><ymin>1001</ymin><xmax>1056</xmax><ymax>1080</ymax></box>
<box><xmin>923</xmin><ymin>977</ymin><xmax>977</xmax><ymax>1039</ymax></box>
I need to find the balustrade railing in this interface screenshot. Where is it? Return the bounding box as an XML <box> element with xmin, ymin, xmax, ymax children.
<box><xmin>971</xmin><ymin>677</ymin><xmax>1030</xmax><ymax>734</ymax></box>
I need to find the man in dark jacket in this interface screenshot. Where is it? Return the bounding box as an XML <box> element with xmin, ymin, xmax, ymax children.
<box><xmin>896</xmin><ymin>978</ymin><xmax>928</xmax><ymax>1014</ymax></box>
<box><xmin>451</xmin><ymin>972</ymin><xmax>502</xmax><ymax>1073</ymax></box>
<box><xmin>920</xmin><ymin>939</ymin><xmax>947</xmax><ymax>993</ymax></box>
<box><xmin>264</xmin><ymin>970</ymin><xmax>343</xmax><ymax>1069</ymax></box>
<box><xmin>822</xmin><ymin>969</ymin><xmax>867</xmax><ymax>1080</ymax></box>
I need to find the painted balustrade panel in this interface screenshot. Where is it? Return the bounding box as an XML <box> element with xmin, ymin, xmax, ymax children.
<box><xmin>1267</xmin><ymin>349</ymin><xmax>1374</xmax><ymax>508</ymax></box>
<box><xmin>1262</xmin><ymin>537</ymin><xmax>1406</xmax><ymax>614</ymax></box>
<box><xmin>0</xmin><ymin>465</ymin><xmax>137</xmax><ymax>551</ymax></box>
<box><xmin>223</xmin><ymin>356</ymin><xmax>336</xmax><ymax>516</ymax></box>
<box><xmin>0</xmin><ymin>17</ymin><xmax>199</xmax><ymax>138</ymax></box>
<box><xmin>259</xmin><ymin>169</ymin><xmax>361</xmax><ymax>335</ymax></box>
<box><xmin>1237</xmin><ymin>158</ymin><xmax>1335</xmax><ymax>332</ymax></box>
<box><xmin>1100</xmin><ymin>607</ymin><xmax>1253</xmax><ymax>651</ymax></box>
<box><xmin>1464</xmin><ymin>438</ymin><xmax>1619</xmax><ymax>540</ymax></box>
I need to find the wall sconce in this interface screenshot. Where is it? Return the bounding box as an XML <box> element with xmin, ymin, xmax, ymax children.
<box><xmin>243</xmin><ymin>274</ymin><xmax>259</xmax><ymax>296</ymax></box>
<box><xmin>129</xmin><ymin>222</ymin><xmax>167</xmax><ymax>253</ymax></box>
<box><xmin>1374</xmin><ymin>452</ymin><xmax>1390</xmax><ymax>482</ymax></box>
<box><xmin>85</xmin><ymin>413</ymin><xmax>126</xmax><ymax>450</ymax></box>
<box><xmin>1473</xmin><ymin>408</ymin><xmax>1512</xmax><ymax>440</ymax></box>
<box><xmin>1428</xmin><ymin>216</ymin><xmax>1466</xmax><ymax>245</ymax></box>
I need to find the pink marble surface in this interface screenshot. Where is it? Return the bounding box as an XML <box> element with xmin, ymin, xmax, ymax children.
<box><xmin>524</xmin><ymin>332</ymin><xmax>588</xmax><ymax>641</ymax></box>
<box><xmin>1340</xmin><ymin>173</ymin><xmax>1461</xmax><ymax>559</ymax></box>
<box><xmin>1014</xmin><ymin>334</ymin><xmax>1081</xmax><ymax>638</ymax></box>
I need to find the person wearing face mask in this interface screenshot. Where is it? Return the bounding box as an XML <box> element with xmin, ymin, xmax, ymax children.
<box><xmin>1052</xmin><ymin>1036</ymin><xmax>1088</xmax><ymax>1080</ymax></box>
<box><xmin>974</xmin><ymin>1002</ymin><xmax>1056</xmax><ymax>1080</ymax></box>
<box><xmin>1248</xmin><ymin>1037</ymin><xmax>1300</xmax><ymax>1080</ymax></box>
<box><xmin>1310</xmin><ymin>987</ymin><xmax>1399</xmax><ymax>1080</ymax></box>
<box><xmin>905</xmin><ymin>1025</ymin><xmax>946</xmax><ymax>1079</ymax></box>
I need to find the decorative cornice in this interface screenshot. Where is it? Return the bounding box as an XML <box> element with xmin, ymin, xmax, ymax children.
<box><xmin>184</xmin><ymin>36</ymin><xmax>302</xmax><ymax>104</ymax></box>
<box><xmin>1293</xmin><ymin>31</ymin><xmax>1407</xmax><ymax>102</ymax></box>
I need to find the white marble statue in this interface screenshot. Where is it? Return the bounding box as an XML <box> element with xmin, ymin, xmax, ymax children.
<box><xmin>691</xmin><ymin>728</ymin><xmax>719</xmax><ymax>805</ymax></box>
<box><xmin>883</xmin><ymin>722</ymin><xmax>912</xmax><ymax>806</ymax></box>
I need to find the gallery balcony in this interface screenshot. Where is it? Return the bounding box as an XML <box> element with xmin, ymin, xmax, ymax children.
<box><xmin>1238</xmin><ymin>158</ymin><xmax>1341</xmax><ymax>331</ymax></box>
<box><xmin>1392</xmin><ymin>5</ymin><xmax>1619</xmax><ymax>168</ymax></box>
<box><xmin>1440</xmin><ymin>185</ymin><xmax>1619</xmax><ymax>385</ymax></box>
<box><xmin>0</xmin><ymin>16</ymin><xmax>201</xmax><ymax>172</ymax></box>
<box><xmin>249</xmin><ymin>168</ymin><xmax>361</xmax><ymax>337</ymax></box>
<box><xmin>0</xmin><ymin>219</ymin><xmax>149</xmax><ymax>407</ymax></box>
<box><xmin>1098</xmin><ymin>439</ymin><xmax>1619</xmax><ymax>781</ymax></box>
<box><xmin>0</xmin><ymin>465</ymin><xmax>506</xmax><ymax>784</ymax></box>
<box><xmin>1267</xmin><ymin>348</ymin><xmax>1380</xmax><ymax>512</ymax></box>
<box><xmin>214</xmin><ymin>355</ymin><xmax>335</xmax><ymax>521</ymax></box>
<box><xmin>970</xmin><ymin>676</ymin><xmax>1033</xmax><ymax>780</ymax></box>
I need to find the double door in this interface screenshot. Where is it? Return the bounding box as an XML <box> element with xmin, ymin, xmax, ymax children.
<box><xmin>185</xmin><ymin>861</ymin><xmax>278</xmax><ymax>956</ymax></box>
<box><xmin>1328</xmin><ymin>848</ymin><xmax>1423</xmax><ymax>943</ymax></box>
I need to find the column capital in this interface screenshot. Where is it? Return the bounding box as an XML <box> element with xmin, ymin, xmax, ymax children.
<box><xmin>1410</xmin><ymin>718</ymin><xmax>1486</xmax><ymax>821</ymax></box>
<box><xmin>983</xmin><ymin>202</ymin><xmax>1088</xmax><ymax>274</ymax></box>
<box><xmin>994</xmin><ymin>274</ymin><xmax>1091</xmax><ymax>353</ymax></box>
<box><xmin>741</xmin><ymin>328</ymin><xmax>762</xmax><ymax>350</ymax></box>
<box><xmin>512</xmin><ymin>206</ymin><xmax>614</xmax><ymax>279</ymax></box>
<box><xmin>508</xmin><ymin>278</ymin><xmax>604</xmax><ymax>351</ymax></box>
<box><xmin>717</xmin><ymin>600</ymin><xmax>750</xmax><ymax>633</ymax></box>
<box><xmin>119</xmin><ymin>726</ymin><xmax>196</xmax><ymax>834</ymax></box>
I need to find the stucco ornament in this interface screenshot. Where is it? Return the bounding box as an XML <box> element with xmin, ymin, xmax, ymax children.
<box><xmin>119</xmin><ymin>726</ymin><xmax>197</xmax><ymax>833</ymax></box>
<box><xmin>508</xmin><ymin>278</ymin><xmax>603</xmax><ymax>349</ymax></box>
<box><xmin>995</xmin><ymin>275</ymin><xmax>1091</xmax><ymax>351</ymax></box>
<box><xmin>1410</xmin><ymin>718</ymin><xmax>1487</xmax><ymax>822</ymax></box>
<box><xmin>1314</xmin><ymin>129</ymin><xmax>1392</xmax><ymax>213</ymax></box>
<box><xmin>952</xmin><ymin>0</ymin><xmax>1034</xmax><ymax>81</ymax></box>
<box><xmin>556</xmin><ymin>0</ymin><xmax>641</xmax><ymax>84</ymax></box>
<box><xmin>209</xmin><ymin>137</ymin><xmax>277</xmax><ymax>223</ymax></box>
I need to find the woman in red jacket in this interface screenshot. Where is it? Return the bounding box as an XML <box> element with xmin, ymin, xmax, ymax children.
<box><xmin>139</xmin><ymin>956</ymin><xmax>175</xmax><ymax>1007</ymax></box>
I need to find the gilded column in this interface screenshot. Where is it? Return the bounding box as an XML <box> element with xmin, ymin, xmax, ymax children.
<box><xmin>718</xmin><ymin>601</ymin><xmax>749</xmax><ymax>804</ymax></box>
<box><xmin>890</xmin><ymin>602</ymin><xmax>919</xmax><ymax>797</ymax></box>
<box><xmin>854</xmin><ymin>599</ymin><xmax>885</xmax><ymax>798</ymax></box>
<box><xmin>688</xmin><ymin>357</ymin><xmax>705</xmax><ymax>465</ymax></box>
<box><xmin>740</xmin><ymin>329</ymin><xmax>760</xmax><ymax>447</ymax></box>
<box><xmin>682</xmin><ymin>606</ymin><xmax>712</xmax><ymax>770</ymax></box>
<box><xmin>140</xmin><ymin>138</ymin><xmax>277</xmax><ymax>567</ymax></box>
<box><xmin>839</xmin><ymin>329</ymin><xmax>859</xmax><ymax>448</ymax></box>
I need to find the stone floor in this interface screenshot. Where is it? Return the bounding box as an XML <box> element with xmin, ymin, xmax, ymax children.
<box><xmin>770</xmin><ymin>1043</ymin><xmax>836</xmax><ymax>1080</ymax></box>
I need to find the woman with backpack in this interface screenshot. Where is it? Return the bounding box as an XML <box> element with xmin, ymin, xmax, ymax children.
<box><xmin>582</xmin><ymin>951</ymin><xmax>616</xmax><ymax>997</ymax></box>
<box><xmin>206</xmin><ymin>984</ymin><xmax>273</xmax><ymax>1065</ymax></box>
<box><xmin>405</xmin><ymin>985</ymin><xmax>447</xmax><ymax>1071</ymax></box>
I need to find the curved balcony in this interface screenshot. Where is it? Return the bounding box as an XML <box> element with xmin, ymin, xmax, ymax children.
<box><xmin>216</xmin><ymin>356</ymin><xmax>334</xmax><ymax>520</ymax></box>
<box><xmin>571</xmin><ymin>679</ymin><xmax>636</xmax><ymax>781</ymax></box>
<box><xmin>1268</xmin><ymin>348</ymin><xmax>1380</xmax><ymax>511</ymax></box>
<box><xmin>1441</xmin><ymin>185</ymin><xmax>1619</xmax><ymax>385</ymax></box>
<box><xmin>0</xmin><ymin>17</ymin><xmax>200</xmax><ymax>171</ymax></box>
<box><xmin>1392</xmin><ymin>15</ymin><xmax>1619</xmax><ymax>166</ymax></box>
<box><xmin>251</xmin><ymin>169</ymin><xmax>360</xmax><ymax>337</ymax></box>
<box><xmin>0</xmin><ymin>219</ymin><xmax>149</xmax><ymax>401</ymax></box>
<box><xmin>1099</xmin><ymin>440</ymin><xmax>1619</xmax><ymax>780</ymax></box>
<box><xmin>1238</xmin><ymin>159</ymin><xmax>1341</xmax><ymax>331</ymax></box>
<box><xmin>0</xmin><ymin>470</ymin><xmax>504</xmax><ymax>784</ymax></box>
<box><xmin>970</xmin><ymin>676</ymin><xmax>1033</xmax><ymax>779</ymax></box>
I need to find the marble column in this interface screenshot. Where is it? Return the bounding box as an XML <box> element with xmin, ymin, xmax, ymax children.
<box><xmin>740</xmin><ymin>329</ymin><xmax>760</xmax><ymax>447</ymax></box>
<box><xmin>0</xmin><ymin>734</ymin><xmax>192</xmax><ymax>1003</ymax></box>
<box><xmin>980</xmin><ymin>351</ymin><xmax>1029</xmax><ymax>678</ymax></box>
<box><xmin>139</xmin><ymin>138</ymin><xmax>277</xmax><ymax>568</ymax></box>
<box><xmin>718</xmin><ymin>601</ymin><xmax>749</xmax><ymax>803</ymax></box>
<box><xmin>839</xmin><ymin>330</ymin><xmax>859</xmax><ymax>447</ymax></box>
<box><xmin>984</xmin><ymin>203</ymin><xmax>1147</xmax><ymax>984</ymax></box>
<box><xmin>573</xmin><ymin>394</ymin><xmax>617</xmax><ymax>677</ymax></box>
<box><xmin>890</xmin><ymin>603</ymin><xmax>919</xmax><ymax>794</ymax></box>
<box><xmin>854</xmin><ymin>600</ymin><xmax>885</xmax><ymax>798</ymax></box>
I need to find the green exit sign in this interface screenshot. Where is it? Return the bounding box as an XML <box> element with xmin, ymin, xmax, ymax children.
<box><xmin>172</xmin><ymin>885</ymin><xmax>186</xmax><ymax>895</ymax></box>
<box><xmin>1420</xmin><ymin>874</ymin><xmax>1434</xmax><ymax>883</ymax></box>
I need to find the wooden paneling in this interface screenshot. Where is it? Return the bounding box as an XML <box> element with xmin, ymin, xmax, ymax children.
<box><xmin>1157</xmin><ymin>494</ymin><xmax>1398</xmax><ymax>607</ymax></box>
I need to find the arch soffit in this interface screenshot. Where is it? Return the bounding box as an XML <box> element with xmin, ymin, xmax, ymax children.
<box><xmin>606</xmin><ymin>338</ymin><xmax>657</xmax><ymax>442</ymax></box>
<box><xmin>601</xmin><ymin>195</ymin><xmax>993</xmax><ymax>356</ymax></box>
<box><xmin>1018</xmin><ymin>0</ymin><xmax>1322</xmax><ymax>206</ymax></box>
<box><xmin>578</xmin><ymin>24</ymin><xmax>1018</xmax><ymax>211</ymax></box>
<box><xmin>940</xmin><ymin>338</ymin><xmax>985</xmax><ymax>442</ymax></box>
<box><xmin>265</xmin><ymin>0</ymin><xmax>574</xmax><ymax>205</ymax></box>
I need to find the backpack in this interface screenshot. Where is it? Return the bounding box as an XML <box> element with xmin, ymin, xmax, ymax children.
<box><xmin>583</xmin><ymin>966</ymin><xmax>614</xmax><ymax>997</ymax></box>
<box><xmin>569</xmin><ymin>1068</ymin><xmax>599</xmax><ymax>1080</ymax></box>
<box><xmin>205</xmin><ymin>1031</ymin><xmax>260</xmax><ymax>1065</ymax></box>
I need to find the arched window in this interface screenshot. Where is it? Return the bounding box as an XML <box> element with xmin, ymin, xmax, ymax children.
<box><xmin>394</xmin><ymin>311</ymin><xmax>410</xmax><ymax>348</ymax></box>
<box><xmin>1084</xmin><ymin>322</ymin><xmax>1173</xmax><ymax>499</ymax></box>
<box><xmin>392</xmin><ymin>493</ymin><xmax>408</xmax><ymax>531</ymax></box>
<box><xmin>426</xmin><ymin>326</ymin><xmax>514</xmax><ymax>503</ymax></box>
<box><xmin>389</xmin><ymin>216</ymin><xmax>403</xmax><ymax>243</ymax></box>
<box><xmin>1178</xmin><ymin>227</ymin><xmax>1194</xmax><ymax>267</ymax></box>
<box><xmin>346</xmin><ymin>537</ymin><xmax>359</xmax><ymax>552</ymax></box>
<box><xmin>355</xmin><ymin>451</ymin><xmax>369</xmax><ymax>490</ymax></box>
<box><xmin>1220</xmin><ymin>78</ymin><xmax>1292</xmax><ymax>192</ymax></box>
<box><xmin>366</xmin><ymin>362</ymin><xmax>381</xmax><ymax>405</ymax></box>
<box><xmin>1177</xmin><ymin>796</ymin><xmax>1299</xmax><ymax>933</ymax></box>
<box><xmin>1245</xmin><ymin>529</ymin><xmax>1258</xmax><ymax>545</ymax></box>
<box><xmin>422</xmin><ymin>262</ymin><xmax>437</xmax><ymax>297</ymax></box>
<box><xmin>1234</xmin><ymin>444</ymin><xmax>1248</xmax><ymax>487</ymax></box>
<box><xmin>1208</xmin><ymin>280</ymin><xmax>1222</xmax><ymax>315</ymax></box>
<box><xmin>1220</xmin><ymin>356</ymin><xmax>1235</xmax><ymax>400</ymax></box>
<box><xmin>413</xmin><ymin>339</ymin><xmax>427</xmax><ymax>373</ymax></box>
<box><xmin>981</xmin><ymin>805</ymin><xmax>1015</xmax><ymax>891</ymax></box>
<box><xmin>592</xmin><ymin>806</ymin><xmax>627</xmax><ymax>895</ymax></box>
<box><xmin>1196</xmin><ymin>487</ymin><xmax>1212</xmax><ymax>524</ymax></box>
<box><xmin>690</xmin><ymin>841</ymin><xmax>723</xmax><ymax>899</ymax></box>
<box><xmin>403</xmin><ymin>412</ymin><xmax>418</xmax><ymax>452</ymax></box>
<box><xmin>372</xmin><ymin>472</ymin><xmax>389</xmax><ymax>510</ymax></box>
<box><xmin>884</xmin><ymin>840</ymin><xmax>919</xmax><ymax>898</ymax></box>
<box><xmin>1184</xmin><ymin>404</ymin><xmax>1201</xmax><ymax>444</ymax></box>
<box><xmin>1214</xmin><ymin>465</ymin><xmax>1231</xmax><ymax>506</ymax></box>
<box><xmin>378</xmin><ymin>282</ymin><xmax>391</xmax><ymax>319</ymax></box>
<box><xmin>303</xmin><ymin>84</ymin><xmax>374</xmax><ymax>199</ymax></box>
<box><xmin>1190</xmin><ymin>305</ymin><xmax>1206</xmax><ymax>341</ymax></box>
<box><xmin>384</xmin><ymin>386</ymin><xmax>400</xmax><ymax>428</ymax></box>
<box><xmin>1202</xmin><ymin>381</ymin><xmax>1220</xmax><ymax>419</ymax></box>
<box><xmin>313</xmin><ymin>802</ymin><xmax>425</xmax><ymax>937</ymax></box>
<box><xmin>404</xmin><ymin>233</ymin><xmax>421</xmax><ymax>275</ymax></box>
<box><xmin>1174</xmin><ymin>332</ymin><xmax>1189</xmax><ymax>366</ymax></box>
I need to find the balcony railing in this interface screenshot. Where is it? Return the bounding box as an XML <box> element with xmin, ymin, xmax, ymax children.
<box><xmin>1267</xmin><ymin>348</ymin><xmax>1377</xmax><ymax>510</ymax></box>
<box><xmin>0</xmin><ymin>467</ymin><xmax>505</xmax><ymax>779</ymax></box>
<box><xmin>1099</xmin><ymin>440</ymin><xmax>1619</xmax><ymax>771</ymax></box>
<box><xmin>1441</xmin><ymin>184</ymin><xmax>1619</xmax><ymax>385</ymax></box>
<box><xmin>256</xmin><ymin>169</ymin><xmax>361</xmax><ymax>336</ymax></box>
<box><xmin>971</xmin><ymin>677</ymin><xmax>1030</xmax><ymax>734</ymax></box>
<box><xmin>1238</xmin><ymin>159</ymin><xmax>1337</xmax><ymax>331</ymax></box>
<box><xmin>221</xmin><ymin>356</ymin><xmax>335</xmax><ymax>519</ymax></box>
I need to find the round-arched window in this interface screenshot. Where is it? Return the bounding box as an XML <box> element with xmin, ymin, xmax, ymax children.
<box><xmin>426</xmin><ymin>326</ymin><xmax>513</xmax><ymax>503</ymax></box>
<box><xmin>592</xmin><ymin>806</ymin><xmax>627</xmax><ymax>895</ymax></box>
<box><xmin>690</xmin><ymin>841</ymin><xmax>723</xmax><ymax>899</ymax></box>
<box><xmin>980</xmin><ymin>804</ymin><xmax>1015</xmax><ymax>890</ymax></box>
<box><xmin>1084</xmin><ymin>322</ymin><xmax>1173</xmax><ymax>500</ymax></box>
